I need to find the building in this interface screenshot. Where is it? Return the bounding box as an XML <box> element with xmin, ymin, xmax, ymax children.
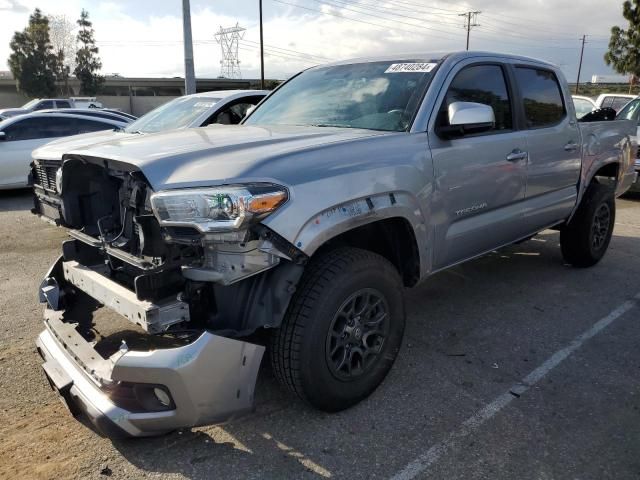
<box><xmin>0</xmin><ymin>75</ymin><xmax>272</xmax><ymax>116</ymax></box>
<box><xmin>591</xmin><ymin>74</ymin><xmax>629</xmax><ymax>84</ymax></box>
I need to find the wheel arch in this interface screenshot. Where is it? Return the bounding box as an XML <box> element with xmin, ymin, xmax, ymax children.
<box><xmin>288</xmin><ymin>192</ymin><xmax>428</xmax><ymax>287</ymax></box>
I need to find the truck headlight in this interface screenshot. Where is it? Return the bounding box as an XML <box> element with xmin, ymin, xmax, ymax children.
<box><xmin>55</xmin><ymin>167</ymin><xmax>63</xmax><ymax>194</ymax></box>
<box><xmin>150</xmin><ymin>184</ymin><xmax>288</xmax><ymax>232</ymax></box>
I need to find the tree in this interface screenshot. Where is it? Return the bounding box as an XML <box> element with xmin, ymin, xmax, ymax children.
<box><xmin>605</xmin><ymin>0</ymin><xmax>640</xmax><ymax>93</ymax></box>
<box><xmin>7</xmin><ymin>8</ymin><xmax>60</xmax><ymax>98</ymax></box>
<box><xmin>48</xmin><ymin>15</ymin><xmax>76</xmax><ymax>95</ymax></box>
<box><xmin>74</xmin><ymin>9</ymin><xmax>104</xmax><ymax>95</ymax></box>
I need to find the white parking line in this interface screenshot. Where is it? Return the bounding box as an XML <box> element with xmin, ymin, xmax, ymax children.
<box><xmin>391</xmin><ymin>292</ymin><xmax>640</xmax><ymax>480</ymax></box>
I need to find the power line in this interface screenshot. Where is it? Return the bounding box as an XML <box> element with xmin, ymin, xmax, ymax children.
<box><xmin>270</xmin><ymin>0</ymin><xmax>458</xmax><ymax>41</ymax></box>
<box><xmin>303</xmin><ymin>0</ymin><xmax>465</xmax><ymax>40</ymax></box>
<box><xmin>241</xmin><ymin>39</ymin><xmax>331</xmax><ymax>60</ymax></box>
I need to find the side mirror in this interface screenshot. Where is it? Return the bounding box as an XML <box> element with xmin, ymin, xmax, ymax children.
<box><xmin>439</xmin><ymin>101</ymin><xmax>495</xmax><ymax>138</ymax></box>
<box><xmin>0</xmin><ymin>132</ymin><xmax>5</xmax><ymax>141</ymax></box>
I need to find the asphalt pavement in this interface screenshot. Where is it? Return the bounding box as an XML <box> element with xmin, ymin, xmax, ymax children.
<box><xmin>1</xmin><ymin>189</ymin><xmax>639</xmax><ymax>480</ymax></box>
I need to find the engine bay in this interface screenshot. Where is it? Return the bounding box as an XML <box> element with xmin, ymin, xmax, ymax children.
<box><xmin>54</xmin><ymin>157</ymin><xmax>306</xmax><ymax>337</ymax></box>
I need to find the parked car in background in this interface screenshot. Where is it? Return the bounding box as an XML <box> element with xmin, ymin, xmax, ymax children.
<box><xmin>0</xmin><ymin>97</ymin><xmax>103</xmax><ymax>119</ymax></box>
<box><xmin>0</xmin><ymin>113</ymin><xmax>127</xmax><ymax>189</ymax></box>
<box><xmin>38</xmin><ymin>108</ymin><xmax>135</xmax><ymax>124</ymax></box>
<box><xmin>68</xmin><ymin>97</ymin><xmax>103</xmax><ymax>109</ymax></box>
<box><xmin>33</xmin><ymin>52</ymin><xmax>636</xmax><ymax>437</ymax></box>
<box><xmin>616</xmin><ymin>97</ymin><xmax>640</xmax><ymax>192</ymax></box>
<box><xmin>594</xmin><ymin>93</ymin><xmax>636</xmax><ymax>113</ymax></box>
<box><xmin>572</xmin><ymin>95</ymin><xmax>597</xmax><ymax>119</ymax></box>
<box><xmin>31</xmin><ymin>89</ymin><xmax>268</xmax><ymax>222</ymax></box>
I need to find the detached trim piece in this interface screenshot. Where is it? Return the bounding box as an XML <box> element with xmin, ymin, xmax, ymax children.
<box><xmin>61</xmin><ymin>260</ymin><xmax>189</xmax><ymax>333</ymax></box>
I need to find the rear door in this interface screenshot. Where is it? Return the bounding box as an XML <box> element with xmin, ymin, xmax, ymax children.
<box><xmin>430</xmin><ymin>61</ymin><xmax>529</xmax><ymax>269</ymax></box>
<box><xmin>516</xmin><ymin>66</ymin><xmax>581</xmax><ymax>229</ymax></box>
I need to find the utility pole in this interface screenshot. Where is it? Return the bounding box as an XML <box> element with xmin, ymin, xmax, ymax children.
<box><xmin>459</xmin><ymin>11</ymin><xmax>481</xmax><ymax>51</ymax></box>
<box><xmin>259</xmin><ymin>0</ymin><xmax>265</xmax><ymax>89</ymax></box>
<box><xmin>182</xmin><ymin>0</ymin><xmax>196</xmax><ymax>94</ymax></box>
<box><xmin>575</xmin><ymin>35</ymin><xmax>586</xmax><ymax>95</ymax></box>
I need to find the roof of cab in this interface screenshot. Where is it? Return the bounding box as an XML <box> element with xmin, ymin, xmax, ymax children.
<box><xmin>314</xmin><ymin>50</ymin><xmax>557</xmax><ymax>69</ymax></box>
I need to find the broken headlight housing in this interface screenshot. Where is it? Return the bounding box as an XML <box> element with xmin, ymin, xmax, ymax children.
<box><xmin>150</xmin><ymin>184</ymin><xmax>288</xmax><ymax>232</ymax></box>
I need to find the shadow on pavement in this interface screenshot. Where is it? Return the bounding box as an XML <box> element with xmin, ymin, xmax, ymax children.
<box><xmin>0</xmin><ymin>188</ymin><xmax>32</xmax><ymax>212</ymax></box>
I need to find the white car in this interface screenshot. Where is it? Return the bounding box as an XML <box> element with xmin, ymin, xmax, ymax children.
<box><xmin>594</xmin><ymin>93</ymin><xmax>636</xmax><ymax>113</ymax></box>
<box><xmin>0</xmin><ymin>98</ymin><xmax>101</xmax><ymax>119</ymax></box>
<box><xmin>572</xmin><ymin>95</ymin><xmax>597</xmax><ymax>119</ymax></box>
<box><xmin>31</xmin><ymin>89</ymin><xmax>268</xmax><ymax>222</ymax></box>
<box><xmin>0</xmin><ymin>113</ymin><xmax>127</xmax><ymax>189</ymax></box>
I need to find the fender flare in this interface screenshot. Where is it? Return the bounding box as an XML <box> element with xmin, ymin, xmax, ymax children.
<box><xmin>290</xmin><ymin>191</ymin><xmax>431</xmax><ymax>277</ymax></box>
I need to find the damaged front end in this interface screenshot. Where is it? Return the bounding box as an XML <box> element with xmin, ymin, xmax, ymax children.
<box><xmin>36</xmin><ymin>156</ymin><xmax>305</xmax><ymax>437</ymax></box>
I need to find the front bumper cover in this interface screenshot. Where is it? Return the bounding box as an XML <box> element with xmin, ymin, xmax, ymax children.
<box><xmin>36</xmin><ymin>258</ymin><xmax>265</xmax><ymax>438</ymax></box>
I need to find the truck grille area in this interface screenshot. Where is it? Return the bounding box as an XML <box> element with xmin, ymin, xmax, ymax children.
<box><xmin>33</xmin><ymin>163</ymin><xmax>58</xmax><ymax>192</ymax></box>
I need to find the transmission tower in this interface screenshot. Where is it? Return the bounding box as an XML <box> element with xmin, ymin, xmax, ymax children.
<box><xmin>215</xmin><ymin>23</ymin><xmax>246</xmax><ymax>78</ymax></box>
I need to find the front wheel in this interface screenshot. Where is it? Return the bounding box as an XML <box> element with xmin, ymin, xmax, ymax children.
<box><xmin>270</xmin><ymin>247</ymin><xmax>405</xmax><ymax>412</ymax></box>
<box><xmin>560</xmin><ymin>182</ymin><xmax>615</xmax><ymax>268</ymax></box>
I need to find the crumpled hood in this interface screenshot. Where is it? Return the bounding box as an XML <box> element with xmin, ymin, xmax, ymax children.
<box><xmin>33</xmin><ymin>130</ymin><xmax>128</xmax><ymax>161</ymax></box>
<box><xmin>65</xmin><ymin>124</ymin><xmax>392</xmax><ymax>190</ymax></box>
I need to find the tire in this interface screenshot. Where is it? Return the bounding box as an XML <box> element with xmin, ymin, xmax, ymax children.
<box><xmin>270</xmin><ymin>247</ymin><xmax>405</xmax><ymax>412</ymax></box>
<box><xmin>560</xmin><ymin>181</ymin><xmax>615</xmax><ymax>268</ymax></box>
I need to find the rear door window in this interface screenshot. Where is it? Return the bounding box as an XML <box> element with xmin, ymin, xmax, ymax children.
<box><xmin>73</xmin><ymin>118</ymin><xmax>113</xmax><ymax>133</ymax></box>
<box><xmin>34</xmin><ymin>100</ymin><xmax>54</xmax><ymax>110</ymax></box>
<box><xmin>2</xmin><ymin>117</ymin><xmax>50</xmax><ymax>140</ymax></box>
<box><xmin>515</xmin><ymin>67</ymin><xmax>566</xmax><ymax>128</ymax></box>
<box><xmin>7</xmin><ymin>116</ymin><xmax>82</xmax><ymax>139</ymax></box>
<box><xmin>56</xmin><ymin>100</ymin><xmax>72</xmax><ymax>108</ymax></box>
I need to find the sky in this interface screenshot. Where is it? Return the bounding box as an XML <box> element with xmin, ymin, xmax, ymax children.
<box><xmin>0</xmin><ymin>0</ymin><xmax>628</xmax><ymax>82</ymax></box>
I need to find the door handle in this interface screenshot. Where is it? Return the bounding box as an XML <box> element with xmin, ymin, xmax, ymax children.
<box><xmin>564</xmin><ymin>142</ymin><xmax>579</xmax><ymax>152</ymax></box>
<box><xmin>506</xmin><ymin>149</ymin><xmax>528</xmax><ymax>161</ymax></box>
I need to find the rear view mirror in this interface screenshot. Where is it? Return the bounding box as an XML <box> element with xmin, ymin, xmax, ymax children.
<box><xmin>0</xmin><ymin>132</ymin><xmax>5</xmax><ymax>141</ymax></box>
<box><xmin>439</xmin><ymin>101</ymin><xmax>495</xmax><ymax>138</ymax></box>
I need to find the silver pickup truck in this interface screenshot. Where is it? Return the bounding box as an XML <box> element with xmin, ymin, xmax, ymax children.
<box><xmin>35</xmin><ymin>51</ymin><xmax>637</xmax><ymax>438</ymax></box>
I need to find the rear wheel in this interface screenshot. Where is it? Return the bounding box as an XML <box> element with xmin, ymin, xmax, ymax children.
<box><xmin>270</xmin><ymin>247</ymin><xmax>405</xmax><ymax>412</ymax></box>
<box><xmin>560</xmin><ymin>181</ymin><xmax>615</xmax><ymax>268</ymax></box>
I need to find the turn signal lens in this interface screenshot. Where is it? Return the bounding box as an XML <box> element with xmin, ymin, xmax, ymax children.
<box><xmin>248</xmin><ymin>191</ymin><xmax>287</xmax><ymax>214</ymax></box>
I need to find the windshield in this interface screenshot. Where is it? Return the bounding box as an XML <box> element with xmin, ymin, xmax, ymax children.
<box><xmin>245</xmin><ymin>60</ymin><xmax>438</xmax><ymax>132</ymax></box>
<box><xmin>21</xmin><ymin>99</ymin><xmax>40</xmax><ymax>109</ymax></box>
<box><xmin>124</xmin><ymin>96</ymin><xmax>221</xmax><ymax>133</ymax></box>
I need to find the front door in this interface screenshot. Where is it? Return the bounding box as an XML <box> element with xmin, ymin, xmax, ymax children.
<box><xmin>429</xmin><ymin>62</ymin><xmax>528</xmax><ymax>269</ymax></box>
